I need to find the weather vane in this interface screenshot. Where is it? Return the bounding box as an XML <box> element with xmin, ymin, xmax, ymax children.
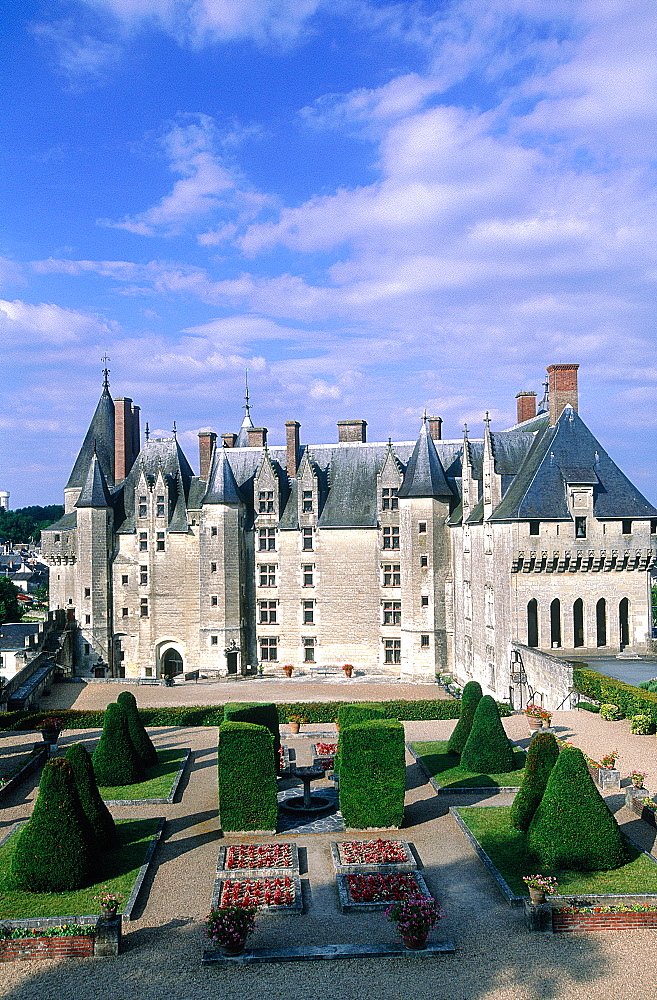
<box><xmin>101</xmin><ymin>353</ymin><xmax>110</xmax><ymax>389</ymax></box>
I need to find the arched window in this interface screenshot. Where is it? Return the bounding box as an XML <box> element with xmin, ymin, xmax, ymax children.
<box><xmin>619</xmin><ymin>598</ymin><xmax>629</xmax><ymax>650</ymax></box>
<box><xmin>550</xmin><ymin>599</ymin><xmax>561</xmax><ymax>648</ymax></box>
<box><xmin>596</xmin><ymin>598</ymin><xmax>607</xmax><ymax>647</ymax></box>
<box><xmin>527</xmin><ymin>599</ymin><xmax>538</xmax><ymax>648</ymax></box>
<box><xmin>573</xmin><ymin>599</ymin><xmax>584</xmax><ymax>648</ymax></box>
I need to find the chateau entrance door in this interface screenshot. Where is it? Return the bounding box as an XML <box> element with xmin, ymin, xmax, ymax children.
<box><xmin>226</xmin><ymin>651</ymin><xmax>238</xmax><ymax>674</ymax></box>
<box><xmin>161</xmin><ymin>648</ymin><xmax>184</xmax><ymax>677</ymax></box>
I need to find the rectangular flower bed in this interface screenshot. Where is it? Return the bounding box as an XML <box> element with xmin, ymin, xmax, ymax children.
<box><xmin>311</xmin><ymin>743</ymin><xmax>336</xmax><ymax>771</ymax></box>
<box><xmin>0</xmin><ymin>929</ymin><xmax>95</xmax><ymax>962</ymax></box>
<box><xmin>211</xmin><ymin>875</ymin><xmax>303</xmax><ymax>914</ymax></box>
<box><xmin>331</xmin><ymin>839</ymin><xmax>416</xmax><ymax>873</ymax></box>
<box><xmin>552</xmin><ymin>905</ymin><xmax>657</xmax><ymax>933</ymax></box>
<box><xmin>217</xmin><ymin>843</ymin><xmax>299</xmax><ymax>874</ymax></box>
<box><xmin>336</xmin><ymin>871</ymin><xmax>432</xmax><ymax>913</ymax></box>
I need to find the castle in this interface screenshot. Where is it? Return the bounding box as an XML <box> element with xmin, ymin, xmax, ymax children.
<box><xmin>42</xmin><ymin>364</ymin><xmax>657</xmax><ymax>698</ymax></box>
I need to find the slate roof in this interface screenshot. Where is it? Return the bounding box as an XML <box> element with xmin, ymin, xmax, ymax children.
<box><xmin>0</xmin><ymin>623</ymin><xmax>40</xmax><ymax>651</ymax></box>
<box><xmin>114</xmin><ymin>437</ymin><xmax>196</xmax><ymax>533</ymax></box>
<box><xmin>42</xmin><ymin>510</ymin><xmax>77</xmax><ymax>533</ymax></box>
<box><xmin>203</xmin><ymin>447</ymin><xmax>243</xmax><ymax>505</ymax></box>
<box><xmin>65</xmin><ymin>387</ymin><xmax>115</xmax><ymax>490</ymax></box>
<box><xmin>75</xmin><ymin>452</ymin><xmax>112</xmax><ymax>508</ymax></box>
<box><xmin>398</xmin><ymin>422</ymin><xmax>453</xmax><ymax>499</ymax></box>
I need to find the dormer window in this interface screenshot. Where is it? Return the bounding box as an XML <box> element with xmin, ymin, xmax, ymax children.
<box><xmin>302</xmin><ymin>490</ymin><xmax>313</xmax><ymax>513</ymax></box>
<box><xmin>382</xmin><ymin>488</ymin><xmax>398</xmax><ymax>511</ymax></box>
<box><xmin>259</xmin><ymin>490</ymin><xmax>274</xmax><ymax>513</ymax></box>
<box><xmin>156</xmin><ymin>495</ymin><xmax>165</xmax><ymax>517</ymax></box>
<box><xmin>138</xmin><ymin>495</ymin><xmax>147</xmax><ymax>518</ymax></box>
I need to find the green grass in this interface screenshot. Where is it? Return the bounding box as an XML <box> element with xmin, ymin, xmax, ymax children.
<box><xmin>412</xmin><ymin>740</ymin><xmax>526</xmax><ymax>789</ymax></box>
<box><xmin>98</xmin><ymin>748</ymin><xmax>187</xmax><ymax>800</ymax></box>
<box><xmin>0</xmin><ymin>818</ymin><xmax>159</xmax><ymax>918</ymax></box>
<box><xmin>457</xmin><ymin>805</ymin><xmax>657</xmax><ymax>897</ymax></box>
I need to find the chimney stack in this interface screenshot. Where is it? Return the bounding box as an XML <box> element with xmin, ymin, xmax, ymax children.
<box><xmin>427</xmin><ymin>416</ymin><xmax>442</xmax><ymax>441</ymax></box>
<box><xmin>114</xmin><ymin>397</ymin><xmax>139</xmax><ymax>483</ymax></box>
<box><xmin>198</xmin><ymin>431</ymin><xmax>217</xmax><ymax>481</ymax></box>
<box><xmin>248</xmin><ymin>427</ymin><xmax>268</xmax><ymax>448</ymax></box>
<box><xmin>286</xmin><ymin>420</ymin><xmax>300</xmax><ymax>478</ymax></box>
<box><xmin>515</xmin><ymin>391</ymin><xmax>537</xmax><ymax>425</ymax></box>
<box><xmin>547</xmin><ymin>364</ymin><xmax>579</xmax><ymax>426</ymax></box>
<box><xmin>337</xmin><ymin>419</ymin><xmax>367</xmax><ymax>443</ymax></box>
<box><xmin>221</xmin><ymin>432</ymin><xmax>237</xmax><ymax>448</ymax></box>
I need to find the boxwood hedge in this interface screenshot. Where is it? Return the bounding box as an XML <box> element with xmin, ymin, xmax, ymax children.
<box><xmin>573</xmin><ymin>667</ymin><xmax>657</xmax><ymax>722</ymax></box>
<box><xmin>217</xmin><ymin>720</ymin><xmax>278</xmax><ymax>833</ymax></box>
<box><xmin>339</xmin><ymin>719</ymin><xmax>406</xmax><ymax>829</ymax></box>
<box><xmin>223</xmin><ymin>702</ymin><xmax>281</xmax><ymax>762</ymax></box>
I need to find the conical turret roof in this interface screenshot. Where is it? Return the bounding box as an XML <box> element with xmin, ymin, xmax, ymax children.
<box><xmin>398</xmin><ymin>421</ymin><xmax>453</xmax><ymax>498</ymax></box>
<box><xmin>75</xmin><ymin>450</ymin><xmax>112</xmax><ymax>508</ymax></box>
<box><xmin>204</xmin><ymin>446</ymin><xmax>243</xmax><ymax>505</ymax></box>
<box><xmin>66</xmin><ymin>386</ymin><xmax>115</xmax><ymax>489</ymax></box>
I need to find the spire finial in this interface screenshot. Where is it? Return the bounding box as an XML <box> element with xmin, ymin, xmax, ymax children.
<box><xmin>101</xmin><ymin>353</ymin><xmax>110</xmax><ymax>390</ymax></box>
<box><xmin>172</xmin><ymin>420</ymin><xmax>177</xmax><ymax>440</ymax></box>
<box><xmin>463</xmin><ymin>422</ymin><xmax>469</xmax><ymax>439</ymax></box>
<box><xmin>484</xmin><ymin>410</ymin><xmax>491</xmax><ymax>429</ymax></box>
<box><xmin>243</xmin><ymin>368</ymin><xmax>251</xmax><ymax>419</ymax></box>
<box><xmin>145</xmin><ymin>422</ymin><xmax>150</xmax><ymax>441</ymax></box>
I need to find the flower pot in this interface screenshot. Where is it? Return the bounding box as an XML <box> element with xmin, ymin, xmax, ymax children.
<box><xmin>221</xmin><ymin>938</ymin><xmax>247</xmax><ymax>956</ymax></box>
<box><xmin>100</xmin><ymin>904</ymin><xmax>118</xmax><ymax>920</ymax></box>
<box><xmin>528</xmin><ymin>887</ymin><xmax>546</xmax><ymax>905</ymax></box>
<box><xmin>400</xmin><ymin>933</ymin><xmax>428</xmax><ymax>950</ymax></box>
<box><xmin>632</xmin><ymin>778</ymin><xmax>644</xmax><ymax>788</ymax></box>
<box><xmin>342</xmin><ymin>666</ymin><xmax>353</xmax><ymax>678</ymax></box>
<box><xmin>283</xmin><ymin>665</ymin><xmax>293</xmax><ymax>678</ymax></box>
<box><xmin>40</xmin><ymin>728</ymin><xmax>60</xmax><ymax>745</ymax></box>
<box><xmin>289</xmin><ymin>722</ymin><xmax>300</xmax><ymax>734</ymax></box>
<box><xmin>526</xmin><ymin>716</ymin><xmax>543</xmax><ymax>731</ymax></box>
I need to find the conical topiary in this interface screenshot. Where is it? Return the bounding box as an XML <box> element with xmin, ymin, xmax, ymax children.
<box><xmin>66</xmin><ymin>742</ymin><xmax>117</xmax><ymax>845</ymax></box>
<box><xmin>117</xmin><ymin>690</ymin><xmax>158</xmax><ymax>767</ymax></box>
<box><xmin>460</xmin><ymin>695</ymin><xmax>516</xmax><ymax>774</ymax></box>
<box><xmin>528</xmin><ymin>746</ymin><xmax>627</xmax><ymax>871</ymax></box>
<box><xmin>11</xmin><ymin>758</ymin><xmax>96</xmax><ymax>891</ymax></box>
<box><xmin>92</xmin><ymin>702</ymin><xmax>145</xmax><ymax>786</ymax></box>
<box><xmin>446</xmin><ymin>681</ymin><xmax>482</xmax><ymax>755</ymax></box>
<box><xmin>510</xmin><ymin>732</ymin><xmax>559</xmax><ymax>832</ymax></box>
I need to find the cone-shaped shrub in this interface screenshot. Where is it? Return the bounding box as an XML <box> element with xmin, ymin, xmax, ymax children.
<box><xmin>66</xmin><ymin>742</ymin><xmax>117</xmax><ymax>845</ymax></box>
<box><xmin>92</xmin><ymin>702</ymin><xmax>145</xmax><ymax>786</ymax></box>
<box><xmin>510</xmin><ymin>732</ymin><xmax>559</xmax><ymax>832</ymax></box>
<box><xmin>446</xmin><ymin>681</ymin><xmax>482</xmax><ymax>755</ymax></box>
<box><xmin>11</xmin><ymin>758</ymin><xmax>96</xmax><ymax>891</ymax></box>
<box><xmin>528</xmin><ymin>746</ymin><xmax>627</xmax><ymax>871</ymax></box>
<box><xmin>117</xmin><ymin>690</ymin><xmax>158</xmax><ymax>767</ymax></box>
<box><xmin>460</xmin><ymin>695</ymin><xmax>516</xmax><ymax>774</ymax></box>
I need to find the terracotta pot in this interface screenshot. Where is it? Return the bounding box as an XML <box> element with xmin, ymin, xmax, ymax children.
<box><xmin>526</xmin><ymin>716</ymin><xmax>543</xmax><ymax>731</ymax></box>
<box><xmin>342</xmin><ymin>666</ymin><xmax>353</xmax><ymax>678</ymax></box>
<box><xmin>400</xmin><ymin>933</ymin><xmax>428</xmax><ymax>950</ymax></box>
<box><xmin>632</xmin><ymin>778</ymin><xmax>644</xmax><ymax>788</ymax></box>
<box><xmin>101</xmin><ymin>904</ymin><xmax>118</xmax><ymax>920</ymax></box>
<box><xmin>289</xmin><ymin>722</ymin><xmax>300</xmax><ymax>734</ymax></box>
<box><xmin>528</xmin><ymin>887</ymin><xmax>546</xmax><ymax>905</ymax></box>
<box><xmin>221</xmin><ymin>939</ymin><xmax>246</xmax><ymax>957</ymax></box>
<box><xmin>40</xmin><ymin>728</ymin><xmax>61</xmax><ymax>745</ymax></box>
<box><xmin>283</xmin><ymin>665</ymin><xmax>293</xmax><ymax>678</ymax></box>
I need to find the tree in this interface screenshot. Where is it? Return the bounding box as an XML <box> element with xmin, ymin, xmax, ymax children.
<box><xmin>460</xmin><ymin>694</ymin><xmax>516</xmax><ymax>774</ymax></box>
<box><xmin>510</xmin><ymin>732</ymin><xmax>559</xmax><ymax>832</ymax></box>
<box><xmin>0</xmin><ymin>505</ymin><xmax>64</xmax><ymax>544</ymax></box>
<box><xmin>92</xmin><ymin>702</ymin><xmax>145</xmax><ymax>786</ymax></box>
<box><xmin>0</xmin><ymin>576</ymin><xmax>22</xmax><ymax>624</ymax></box>
<box><xmin>447</xmin><ymin>680</ymin><xmax>482</xmax><ymax>755</ymax></box>
<box><xmin>117</xmin><ymin>690</ymin><xmax>158</xmax><ymax>767</ymax></box>
<box><xmin>66</xmin><ymin>742</ymin><xmax>117</xmax><ymax>845</ymax></box>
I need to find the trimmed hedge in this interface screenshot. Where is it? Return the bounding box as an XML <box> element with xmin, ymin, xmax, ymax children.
<box><xmin>92</xmin><ymin>703</ymin><xmax>145</xmax><ymax>786</ymax></box>
<box><xmin>65</xmin><ymin>743</ymin><xmax>117</xmax><ymax>845</ymax></box>
<box><xmin>11</xmin><ymin>758</ymin><xmax>97</xmax><ymax>891</ymax></box>
<box><xmin>446</xmin><ymin>680</ymin><xmax>482</xmax><ymax>755</ymax></box>
<box><xmin>509</xmin><ymin>732</ymin><xmax>559</xmax><ymax>833</ymax></box>
<box><xmin>460</xmin><ymin>695</ymin><xmax>516</xmax><ymax>774</ymax></box>
<box><xmin>223</xmin><ymin>702</ymin><xmax>281</xmax><ymax>763</ymax></box>
<box><xmin>574</xmin><ymin>667</ymin><xmax>657</xmax><ymax>723</ymax></box>
<box><xmin>528</xmin><ymin>746</ymin><xmax>627</xmax><ymax>872</ymax></box>
<box><xmin>339</xmin><ymin>720</ymin><xmax>405</xmax><ymax>829</ymax></box>
<box><xmin>218</xmin><ymin>721</ymin><xmax>278</xmax><ymax>832</ymax></box>
<box><xmin>117</xmin><ymin>690</ymin><xmax>158</xmax><ymax>766</ymax></box>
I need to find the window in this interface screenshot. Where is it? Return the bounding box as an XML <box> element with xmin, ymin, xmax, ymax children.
<box><xmin>302</xmin><ymin>490</ymin><xmax>313</xmax><ymax>513</ymax></box>
<box><xmin>550</xmin><ymin>598</ymin><xmax>561</xmax><ymax>647</ymax></box>
<box><xmin>622</xmin><ymin>519</ymin><xmax>632</xmax><ymax>535</ymax></box>
<box><xmin>651</xmin><ymin>520</ymin><xmax>657</xmax><ymax>534</ymax></box>
<box><xmin>85</xmin><ymin>614</ymin><xmax>91</xmax><ymax>625</ymax></box>
<box><xmin>84</xmin><ymin>587</ymin><xmax>90</xmax><ymax>598</ymax></box>
<box><xmin>596</xmin><ymin>598</ymin><xmax>607</xmax><ymax>647</ymax></box>
<box><xmin>302</xmin><ymin>527</ymin><xmax>313</xmax><ymax>550</ymax></box>
<box><xmin>122</xmin><ymin>607</ymin><xmax>129</xmax><ymax>618</ymax></box>
<box><xmin>484</xmin><ymin>523</ymin><xmax>493</xmax><ymax>555</ymax></box>
<box><xmin>486</xmin><ymin>645</ymin><xmax>495</xmax><ymax>690</ymax></box>
<box><xmin>140</xmin><ymin>598</ymin><xmax>148</xmax><ymax>617</ymax></box>
<box><xmin>484</xmin><ymin>585</ymin><xmax>495</xmax><ymax>628</ymax></box>
<box><xmin>529</xmin><ymin>520</ymin><xmax>540</xmax><ymax>536</ymax></box>
<box><xmin>211</xmin><ymin>562</ymin><xmax>217</xmax><ymax>573</ymax></box>
<box><xmin>303</xmin><ymin>637</ymin><xmax>315</xmax><ymax>662</ymax></box>
<box><xmin>575</xmin><ymin>516</ymin><xmax>586</xmax><ymax>539</ymax></box>
<box><xmin>84</xmin><ymin>643</ymin><xmax>90</xmax><ymax>655</ymax></box>
<box><xmin>383</xmin><ymin>600</ymin><xmax>401</xmax><ymax>625</ymax></box>
<box><xmin>156</xmin><ymin>495</ymin><xmax>165</xmax><ymax>517</ymax></box>
<box><xmin>54</xmin><ymin>533</ymin><xmax>60</xmax><ymax>543</ymax></box>
<box><xmin>382</xmin><ymin>563</ymin><xmax>401</xmax><ymax>587</ymax></box>
<box><xmin>302</xmin><ymin>563</ymin><xmax>314</xmax><ymax>587</ymax></box>
<box><xmin>259</xmin><ymin>564</ymin><xmax>276</xmax><ymax>587</ymax></box>
<box><xmin>420</xmin><ymin>634</ymin><xmax>430</xmax><ymax>648</ymax></box>
<box><xmin>258</xmin><ymin>490</ymin><xmax>275</xmax><ymax>513</ymax></box>
<box><xmin>421</xmin><ymin>595</ymin><xmax>429</xmax><ymax>608</ymax></box>
<box><xmin>139</xmin><ymin>532</ymin><xmax>147</xmax><ymax>551</ymax></box>
<box><xmin>382</xmin><ymin>488</ymin><xmax>398</xmax><ymax>511</ymax></box>
<box><xmin>139</xmin><ymin>495</ymin><xmax>147</xmax><ymax>518</ymax></box>
<box><xmin>303</xmin><ymin>600</ymin><xmax>314</xmax><ymax>624</ymax></box>
<box><xmin>463</xmin><ymin>524</ymin><xmax>470</xmax><ymax>552</ymax></box>
<box><xmin>258</xmin><ymin>528</ymin><xmax>276</xmax><ymax>551</ymax></box>
<box><xmin>420</xmin><ymin>555</ymin><xmax>428</xmax><ymax>568</ymax></box>
<box><xmin>121</xmin><ymin>574</ymin><xmax>128</xmax><ymax>585</ymax></box>
<box><xmin>527</xmin><ymin>599</ymin><xmax>538</xmax><ymax>647</ymax></box>
<box><xmin>210</xmin><ymin>635</ymin><xmax>218</xmax><ymax>645</ymax></box>
<box><xmin>382</xmin><ymin>526</ymin><xmax>400</xmax><ymax>549</ymax></box>
<box><xmin>156</xmin><ymin>531</ymin><xmax>165</xmax><ymax>551</ymax></box>
<box><xmin>464</xmin><ymin>634</ymin><xmax>473</xmax><ymax>676</ymax></box>
<box><xmin>259</xmin><ymin>600</ymin><xmax>277</xmax><ymax>624</ymax></box>
<box><xmin>573</xmin><ymin>598</ymin><xmax>584</xmax><ymax>647</ymax></box>
<box><xmin>211</xmin><ymin>525</ymin><xmax>218</xmax><ymax>537</ymax></box>
<box><xmin>260</xmin><ymin>636</ymin><xmax>278</xmax><ymax>661</ymax></box>
<box><xmin>464</xmin><ymin>580</ymin><xmax>472</xmax><ymax>621</ymax></box>
<box><xmin>384</xmin><ymin>638</ymin><xmax>401</xmax><ymax>664</ymax></box>
<box><xmin>140</xmin><ymin>565</ymin><xmax>148</xmax><ymax>585</ymax></box>
<box><xmin>418</xmin><ymin>522</ymin><xmax>427</xmax><ymax>534</ymax></box>
<box><xmin>211</xmin><ymin>595</ymin><xmax>218</xmax><ymax>607</ymax></box>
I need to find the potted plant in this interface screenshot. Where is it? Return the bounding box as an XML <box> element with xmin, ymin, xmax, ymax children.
<box><xmin>630</xmin><ymin>770</ymin><xmax>647</xmax><ymax>788</ymax></box>
<box><xmin>600</xmin><ymin>750</ymin><xmax>619</xmax><ymax>769</ymax></box>
<box><xmin>282</xmin><ymin>664</ymin><xmax>294</xmax><ymax>678</ymax></box>
<box><xmin>287</xmin><ymin>714</ymin><xmax>307</xmax><ymax>734</ymax></box>
<box><xmin>342</xmin><ymin>663</ymin><xmax>354</xmax><ymax>678</ymax></box>
<box><xmin>385</xmin><ymin>895</ymin><xmax>443</xmax><ymax>950</ymax></box>
<box><xmin>38</xmin><ymin>716</ymin><xmax>65</xmax><ymax>746</ymax></box>
<box><xmin>162</xmin><ymin>671</ymin><xmax>174</xmax><ymax>687</ymax></box>
<box><xmin>94</xmin><ymin>887</ymin><xmax>124</xmax><ymax>920</ymax></box>
<box><xmin>205</xmin><ymin>906</ymin><xmax>257</xmax><ymax>957</ymax></box>
<box><xmin>522</xmin><ymin>874</ymin><xmax>559</xmax><ymax>905</ymax></box>
<box><xmin>525</xmin><ymin>704</ymin><xmax>548</xmax><ymax>731</ymax></box>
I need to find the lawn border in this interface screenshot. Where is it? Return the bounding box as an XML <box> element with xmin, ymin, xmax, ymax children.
<box><xmin>407</xmin><ymin>742</ymin><xmax>523</xmax><ymax>795</ymax></box>
<box><xmin>449</xmin><ymin>806</ymin><xmax>657</xmax><ymax>910</ymax></box>
<box><xmin>0</xmin><ymin>816</ymin><xmax>165</xmax><ymax>928</ymax></box>
<box><xmin>103</xmin><ymin>748</ymin><xmax>191</xmax><ymax>805</ymax></box>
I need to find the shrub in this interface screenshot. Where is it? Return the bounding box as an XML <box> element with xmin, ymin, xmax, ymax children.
<box><xmin>65</xmin><ymin>743</ymin><xmax>117</xmax><ymax>845</ymax></box>
<box><xmin>638</xmin><ymin>679</ymin><xmax>657</xmax><ymax>693</ymax></box>
<box><xmin>11</xmin><ymin>758</ymin><xmax>96</xmax><ymax>891</ymax></box>
<box><xmin>117</xmin><ymin>690</ymin><xmax>158</xmax><ymax>766</ymax></box>
<box><xmin>578</xmin><ymin>701</ymin><xmax>600</xmax><ymax>713</ymax></box>
<box><xmin>92</xmin><ymin>702</ymin><xmax>145</xmax><ymax>786</ymax></box>
<box><xmin>460</xmin><ymin>695</ymin><xmax>516</xmax><ymax>774</ymax></box>
<box><xmin>599</xmin><ymin>703</ymin><xmax>624</xmax><ymax>722</ymax></box>
<box><xmin>223</xmin><ymin>703</ymin><xmax>281</xmax><ymax>766</ymax></box>
<box><xmin>510</xmin><ymin>732</ymin><xmax>559</xmax><ymax>832</ymax></box>
<box><xmin>630</xmin><ymin>714</ymin><xmax>655</xmax><ymax>735</ymax></box>
<box><xmin>339</xmin><ymin>720</ymin><xmax>405</xmax><ymax>829</ymax></box>
<box><xmin>528</xmin><ymin>746</ymin><xmax>627</xmax><ymax>871</ymax></box>
<box><xmin>573</xmin><ymin>667</ymin><xmax>657</xmax><ymax>723</ymax></box>
<box><xmin>218</xmin><ymin>721</ymin><xmax>277</xmax><ymax>832</ymax></box>
<box><xmin>446</xmin><ymin>681</ymin><xmax>482</xmax><ymax>755</ymax></box>
<box><xmin>336</xmin><ymin>703</ymin><xmax>386</xmax><ymax>774</ymax></box>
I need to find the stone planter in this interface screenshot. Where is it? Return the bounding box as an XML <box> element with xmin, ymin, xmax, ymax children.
<box><xmin>289</xmin><ymin>722</ymin><xmax>300</xmax><ymax>735</ymax></box>
<box><xmin>526</xmin><ymin>716</ymin><xmax>543</xmax><ymax>732</ymax></box>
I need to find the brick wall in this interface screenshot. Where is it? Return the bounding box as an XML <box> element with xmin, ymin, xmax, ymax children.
<box><xmin>0</xmin><ymin>935</ymin><xmax>94</xmax><ymax>961</ymax></box>
<box><xmin>552</xmin><ymin>911</ymin><xmax>657</xmax><ymax>933</ymax></box>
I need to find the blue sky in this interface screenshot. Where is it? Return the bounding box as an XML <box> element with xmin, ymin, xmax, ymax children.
<box><xmin>1</xmin><ymin>0</ymin><xmax>656</xmax><ymax>508</ymax></box>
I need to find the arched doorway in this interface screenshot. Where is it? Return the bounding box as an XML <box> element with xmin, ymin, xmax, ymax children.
<box><xmin>161</xmin><ymin>647</ymin><xmax>184</xmax><ymax>677</ymax></box>
<box><xmin>596</xmin><ymin>598</ymin><xmax>607</xmax><ymax>647</ymax></box>
<box><xmin>550</xmin><ymin>599</ymin><xmax>561</xmax><ymax>648</ymax></box>
<box><xmin>527</xmin><ymin>600</ymin><xmax>538</xmax><ymax>647</ymax></box>
<box><xmin>619</xmin><ymin>598</ymin><xmax>630</xmax><ymax>650</ymax></box>
<box><xmin>573</xmin><ymin>599</ymin><xmax>584</xmax><ymax>647</ymax></box>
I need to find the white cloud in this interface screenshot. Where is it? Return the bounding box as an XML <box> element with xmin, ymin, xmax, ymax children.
<box><xmin>0</xmin><ymin>299</ymin><xmax>116</xmax><ymax>347</ymax></box>
<box><xmin>31</xmin><ymin>19</ymin><xmax>122</xmax><ymax>83</ymax></box>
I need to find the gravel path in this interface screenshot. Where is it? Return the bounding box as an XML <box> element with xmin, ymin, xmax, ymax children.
<box><xmin>1</xmin><ymin>691</ymin><xmax>656</xmax><ymax>999</ymax></box>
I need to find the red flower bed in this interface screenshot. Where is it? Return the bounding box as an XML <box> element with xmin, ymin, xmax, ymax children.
<box><xmin>345</xmin><ymin>873</ymin><xmax>424</xmax><ymax>903</ymax></box>
<box><xmin>219</xmin><ymin>877</ymin><xmax>294</xmax><ymax>907</ymax></box>
<box><xmin>225</xmin><ymin>844</ymin><xmax>293</xmax><ymax>869</ymax></box>
<box><xmin>338</xmin><ymin>839</ymin><xmax>408</xmax><ymax>866</ymax></box>
<box><xmin>315</xmin><ymin>742</ymin><xmax>338</xmax><ymax>756</ymax></box>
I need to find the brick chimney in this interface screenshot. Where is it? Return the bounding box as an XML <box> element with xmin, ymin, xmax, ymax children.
<box><xmin>286</xmin><ymin>420</ymin><xmax>300</xmax><ymax>478</ymax></box>
<box><xmin>198</xmin><ymin>431</ymin><xmax>217</xmax><ymax>481</ymax></box>
<box><xmin>427</xmin><ymin>416</ymin><xmax>442</xmax><ymax>441</ymax></box>
<box><xmin>221</xmin><ymin>432</ymin><xmax>237</xmax><ymax>448</ymax></box>
<box><xmin>248</xmin><ymin>427</ymin><xmax>268</xmax><ymax>448</ymax></box>
<box><xmin>547</xmin><ymin>364</ymin><xmax>579</xmax><ymax>426</ymax></box>
<box><xmin>337</xmin><ymin>419</ymin><xmax>367</xmax><ymax>443</ymax></box>
<box><xmin>515</xmin><ymin>391</ymin><xmax>537</xmax><ymax>425</ymax></box>
<box><xmin>114</xmin><ymin>397</ymin><xmax>139</xmax><ymax>482</ymax></box>
<box><xmin>131</xmin><ymin>405</ymin><xmax>140</xmax><ymax>462</ymax></box>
